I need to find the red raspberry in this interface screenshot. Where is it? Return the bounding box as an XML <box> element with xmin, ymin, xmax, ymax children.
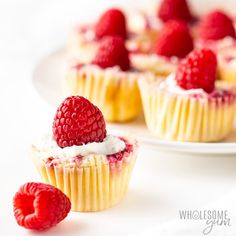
<box><xmin>176</xmin><ymin>48</ymin><xmax>217</xmax><ymax>93</ymax></box>
<box><xmin>198</xmin><ymin>10</ymin><xmax>236</xmax><ymax>40</ymax></box>
<box><xmin>53</xmin><ymin>96</ymin><xmax>106</xmax><ymax>148</ymax></box>
<box><xmin>92</xmin><ymin>36</ymin><xmax>130</xmax><ymax>71</ymax></box>
<box><xmin>95</xmin><ymin>8</ymin><xmax>127</xmax><ymax>39</ymax></box>
<box><xmin>13</xmin><ymin>182</ymin><xmax>71</xmax><ymax>231</ymax></box>
<box><xmin>158</xmin><ymin>0</ymin><xmax>193</xmax><ymax>23</ymax></box>
<box><xmin>155</xmin><ymin>20</ymin><xmax>193</xmax><ymax>58</ymax></box>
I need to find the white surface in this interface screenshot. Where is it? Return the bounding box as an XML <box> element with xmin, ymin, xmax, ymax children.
<box><xmin>33</xmin><ymin>48</ymin><xmax>236</xmax><ymax>154</ymax></box>
<box><xmin>1</xmin><ymin>1</ymin><xmax>236</xmax><ymax>236</ymax></box>
<box><xmin>135</xmin><ymin>190</ymin><xmax>236</xmax><ymax>235</ymax></box>
<box><xmin>133</xmin><ymin>191</ymin><xmax>236</xmax><ymax>236</ymax></box>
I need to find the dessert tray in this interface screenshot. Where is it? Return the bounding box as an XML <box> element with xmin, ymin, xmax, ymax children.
<box><xmin>32</xmin><ymin>48</ymin><xmax>236</xmax><ymax>154</ymax></box>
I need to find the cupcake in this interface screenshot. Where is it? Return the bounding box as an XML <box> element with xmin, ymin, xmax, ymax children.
<box><xmin>195</xmin><ymin>11</ymin><xmax>236</xmax><ymax>84</ymax></box>
<box><xmin>139</xmin><ymin>48</ymin><xmax>236</xmax><ymax>142</ymax></box>
<box><xmin>129</xmin><ymin>0</ymin><xmax>197</xmax><ymax>72</ymax></box>
<box><xmin>68</xmin><ymin>8</ymin><xmax>157</xmax><ymax>62</ymax></box>
<box><xmin>131</xmin><ymin>20</ymin><xmax>193</xmax><ymax>76</ymax></box>
<box><xmin>31</xmin><ymin>96</ymin><xmax>138</xmax><ymax>212</ymax></box>
<box><xmin>65</xmin><ymin>36</ymin><xmax>152</xmax><ymax>122</ymax></box>
<box><xmin>195</xmin><ymin>10</ymin><xmax>236</xmax><ymax>51</ymax></box>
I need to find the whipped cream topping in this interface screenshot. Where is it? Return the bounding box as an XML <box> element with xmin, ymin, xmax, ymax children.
<box><xmin>159</xmin><ymin>74</ymin><xmax>207</xmax><ymax>95</ymax></box>
<box><xmin>216</xmin><ymin>36</ymin><xmax>236</xmax><ymax>50</ymax></box>
<box><xmin>71</xmin><ymin>64</ymin><xmax>145</xmax><ymax>79</ymax></box>
<box><xmin>196</xmin><ymin>36</ymin><xmax>235</xmax><ymax>51</ymax></box>
<box><xmin>34</xmin><ymin>134</ymin><xmax>126</xmax><ymax>160</ymax></box>
<box><xmin>158</xmin><ymin>74</ymin><xmax>234</xmax><ymax>97</ymax></box>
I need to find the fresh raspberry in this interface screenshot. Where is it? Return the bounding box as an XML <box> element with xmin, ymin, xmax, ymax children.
<box><xmin>53</xmin><ymin>96</ymin><xmax>106</xmax><ymax>148</ymax></box>
<box><xmin>155</xmin><ymin>20</ymin><xmax>193</xmax><ymax>58</ymax></box>
<box><xmin>198</xmin><ymin>10</ymin><xmax>236</xmax><ymax>40</ymax></box>
<box><xmin>176</xmin><ymin>48</ymin><xmax>217</xmax><ymax>93</ymax></box>
<box><xmin>158</xmin><ymin>0</ymin><xmax>193</xmax><ymax>23</ymax></box>
<box><xmin>95</xmin><ymin>8</ymin><xmax>127</xmax><ymax>39</ymax></box>
<box><xmin>92</xmin><ymin>36</ymin><xmax>130</xmax><ymax>71</ymax></box>
<box><xmin>13</xmin><ymin>182</ymin><xmax>71</xmax><ymax>231</ymax></box>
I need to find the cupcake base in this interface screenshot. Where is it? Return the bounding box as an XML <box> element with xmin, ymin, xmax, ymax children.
<box><xmin>219</xmin><ymin>66</ymin><xmax>236</xmax><ymax>84</ymax></box>
<box><xmin>139</xmin><ymin>78</ymin><xmax>236</xmax><ymax>142</ymax></box>
<box><xmin>31</xmin><ymin>140</ymin><xmax>137</xmax><ymax>212</ymax></box>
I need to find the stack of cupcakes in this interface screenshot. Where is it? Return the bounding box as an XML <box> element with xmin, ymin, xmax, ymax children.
<box><xmin>67</xmin><ymin>8</ymin><xmax>158</xmax><ymax>63</ymax></box>
<box><xmin>65</xmin><ymin>0</ymin><xmax>236</xmax><ymax>143</ymax></box>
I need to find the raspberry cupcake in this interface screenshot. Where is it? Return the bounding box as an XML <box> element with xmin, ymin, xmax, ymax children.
<box><xmin>195</xmin><ymin>10</ymin><xmax>236</xmax><ymax>51</ymax></box>
<box><xmin>139</xmin><ymin>48</ymin><xmax>236</xmax><ymax>142</ymax></box>
<box><xmin>31</xmin><ymin>96</ymin><xmax>138</xmax><ymax>212</ymax></box>
<box><xmin>65</xmin><ymin>36</ymin><xmax>151</xmax><ymax>122</ymax></box>
<box><xmin>131</xmin><ymin>20</ymin><xmax>193</xmax><ymax>76</ymax></box>
<box><xmin>68</xmin><ymin>8</ymin><xmax>157</xmax><ymax>62</ymax></box>
<box><xmin>195</xmin><ymin>11</ymin><xmax>236</xmax><ymax>84</ymax></box>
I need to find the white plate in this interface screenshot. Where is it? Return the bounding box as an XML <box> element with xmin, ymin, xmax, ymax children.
<box><xmin>32</xmin><ymin>48</ymin><xmax>236</xmax><ymax>154</ymax></box>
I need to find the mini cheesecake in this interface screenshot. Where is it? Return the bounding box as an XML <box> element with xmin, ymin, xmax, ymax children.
<box><xmin>31</xmin><ymin>96</ymin><xmax>138</xmax><ymax>212</ymax></box>
<box><xmin>131</xmin><ymin>20</ymin><xmax>193</xmax><ymax>76</ymax></box>
<box><xmin>195</xmin><ymin>11</ymin><xmax>236</xmax><ymax>53</ymax></box>
<box><xmin>139</xmin><ymin>48</ymin><xmax>236</xmax><ymax>142</ymax></box>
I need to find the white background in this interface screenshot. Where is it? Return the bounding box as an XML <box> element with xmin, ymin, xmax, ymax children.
<box><xmin>1</xmin><ymin>0</ymin><xmax>236</xmax><ymax>235</ymax></box>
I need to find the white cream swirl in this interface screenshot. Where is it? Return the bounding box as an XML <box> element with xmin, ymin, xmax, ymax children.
<box><xmin>159</xmin><ymin>74</ymin><xmax>207</xmax><ymax>95</ymax></box>
<box><xmin>35</xmin><ymin>134</ymin><xmax>126</xmax><ymax>160</ymax></box>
